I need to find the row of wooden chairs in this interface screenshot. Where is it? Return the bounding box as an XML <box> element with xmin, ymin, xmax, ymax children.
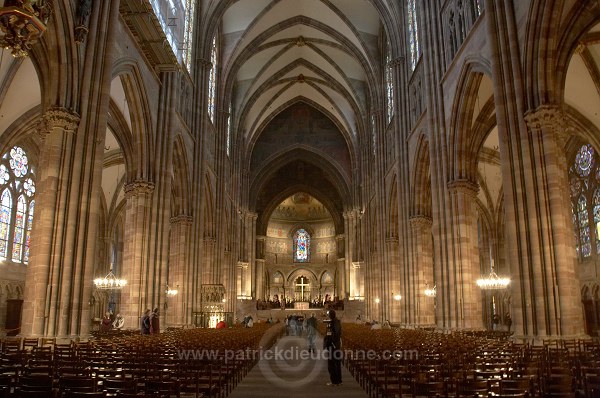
<box><xmin>340</xmin><ymin>324</ymin><xmax>600</xmax><ymax>397</ymax></box>
<box><xmin>0</xmin><ymin>323</ymin><xmax>283</xmax><ymax>398</ymax></box>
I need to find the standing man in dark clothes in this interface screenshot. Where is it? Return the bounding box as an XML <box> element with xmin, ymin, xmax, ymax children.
<box><xmin>140</xmin><ymin>309</ymin><xmax>151</xmax><ymax>335</ymax></box>
<box><xmin>150</xmin><ymin>307</ymin><xmax>160</xmax><ymax>334</ymax></box>
<box><xmin>325</xmin><ymin>309</ymin><xmax>342</xmax><ymax>386</ymax></box>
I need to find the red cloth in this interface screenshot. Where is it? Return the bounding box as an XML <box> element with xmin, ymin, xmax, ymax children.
<box><xmin>216</xmin><ymin>321</ymin><xmax>227</xmax><ymax>329</ymax></box>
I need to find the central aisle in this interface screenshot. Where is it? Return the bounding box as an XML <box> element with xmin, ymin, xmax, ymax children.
<box><xmin>228</xmin><ymin>332</ymin><xmax>368</xmax><ymax>397</ymax></box>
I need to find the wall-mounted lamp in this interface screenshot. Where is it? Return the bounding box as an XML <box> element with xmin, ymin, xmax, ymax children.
<box><xmin>393</xmin><ymin>293</ymin><xmax>402</xmax><ymax>301</ymax></box>
<box><xmin>374</xmin><ymin>298</ymin><xmax>380</xmax><ymax>304</ymax></box>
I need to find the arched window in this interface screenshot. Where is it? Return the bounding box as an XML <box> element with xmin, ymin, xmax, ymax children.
<box><xmin>570</xmin><ymin>144</ymin><xmax>600</xmax><ymax>259</ymax></box>
<box><xmin>226</xmin><ymin>102</ymin><xmax>232</xmax><ymax>157</ymax></box>
<box><xmin>182</xmin><ymin>0</ymin><xmax>196</xmax><ymax>72</ymax></box>
<box><xmin>293</xmin><ymin>228</ymin><xmax>310</xmax><ymax>263</ymax></box>
<box><xmin>385</xmin><ymin>43</ymin><xmax>394</xmax><ymax>124</ymax></box>
<box><xmin>0</xmin><ymin>146</ymin><xmax>36</xmax><ymax>264</ymax></box>
<box><xmin>208</xmin><ymin>35</ymin><xmax>217</xmax><ymax>122</ymax></box>
<box><xmin>407</xmin><ymin>0</ymin><xmax>421</xmax><ymax>71</ymax></box>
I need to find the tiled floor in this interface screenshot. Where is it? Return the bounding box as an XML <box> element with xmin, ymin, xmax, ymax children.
<box><xmin>228</xmin><ymin>333</ymin><xmax>368</xmax><ymax>397</ymax></box>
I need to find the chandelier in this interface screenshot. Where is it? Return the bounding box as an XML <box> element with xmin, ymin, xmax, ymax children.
<box><xmin>476</xmin><ymin>260</ymin><xmax>510</xmax><ymax>290</ymax></box>
<box><xmin>424</xmin><ymin>283</ymin><xmax>436</xmax><ymax>297</ymax></box>
<box><xmin>94</xmin><ymin>266</ymin><xmax>127</xmax><ymax>290</ymax></box>
<box><xmin>0</xmin><ymin>0</ymin><xmax>52</xmax><ymax>57</ymax></box>
<box><xmin>166</xmin><ymin>284</ymin><xmax>178</xmax><ymax>297</ymax></box>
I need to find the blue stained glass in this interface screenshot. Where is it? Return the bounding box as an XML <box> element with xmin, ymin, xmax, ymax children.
<box><xmin>9</xmin><ymin>146</ymin><xmax>28</xmax><ymax>177</ymax></box>
<box><xmin>576</xmin><ymin>144</ymin><xmax>594</xmax><ymax>177</ymax></box>
<box><xmin>12</xmin><ymin>195</ymin><xmax>26</xmax><ymax>262</ymax></box>
<box><xmin>24</xmin><ymin>200</ymin><xmax>34</xmax><ymax>264</ymax></box>
<box><xmin>0</xmin><ymin>189</ymin><xmax>10</xmax><ymax>259</ymax></box>
<box><xmin>294</xmin><ymin>228</ymin><xmax>310</xmax><ymax>262</ymax></box>
<box><xmin>570</xmin><ymin>177</ymin><xmax>581</xmax><ymax>198</ymax></box>
<box><xmin>579</xmin><ymin>195</ymin><xmax>591</xmax><ymax>257</ymax></box>
<box><xmin>23</xmin><ymin>178</ymin><xmax>35</xmax><ymax>197</ymax></box>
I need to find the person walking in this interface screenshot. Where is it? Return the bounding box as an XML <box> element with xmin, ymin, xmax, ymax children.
<box><xmin>140</xmin><ymin>309</ymin><xmax>151</xmax><ymax>335</ymax></box>
<box><xmin>325</xmin><ymin>309</ymin><xmax>342</xmax><ymax>386</ymax></box>
<box><xmin>150</xmin><ymin>307</ymin><xmax>160</xmax><ymax>334</ymax></box>
<box><xmin>113</xmin><ymin>313</ymin><xmax>125</xmax><ymax>330</ymax></box>
<box><xmin>305</xmin><ymin>313</ymin><xmax>318</xmax><ymax>353</ymax></box>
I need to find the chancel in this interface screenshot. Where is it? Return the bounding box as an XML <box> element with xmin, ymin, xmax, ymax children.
<box><xmin>0</xmin><ymin>0</ymin><xmax>599</xmax><ymax>396</ymax></box>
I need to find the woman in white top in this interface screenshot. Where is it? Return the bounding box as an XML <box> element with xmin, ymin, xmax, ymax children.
<box><xmin>113</xmin><ymin>313</ymin><xmax>125</xmax><ymax>330</ymax></box>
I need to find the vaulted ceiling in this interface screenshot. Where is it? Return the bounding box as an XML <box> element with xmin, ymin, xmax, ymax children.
<box><xmin>219</xmin><ymin>0</ymin><xmax>384</xmax><ymax>220</ymax></box>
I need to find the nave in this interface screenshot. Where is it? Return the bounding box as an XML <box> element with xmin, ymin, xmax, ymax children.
<box><xmin>0</xmin><ymin>321</ymin><xmax>599</xmax><ymax>397</ymax></box>
<box><xmin>227</xmin><ymin>325</ymin><xmax>366</xmax><ymax>398</ymax></box>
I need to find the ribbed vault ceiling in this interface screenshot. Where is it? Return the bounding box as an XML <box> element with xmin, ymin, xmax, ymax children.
<box><xmin>222</xmin><ymin>0</ymin><xmax>381</xmax><ymax>151</ymax></box>
<box><xmin>221</xmin><ymin>0</ymin><xmax>383</xmax><ymax>221</ymax></box>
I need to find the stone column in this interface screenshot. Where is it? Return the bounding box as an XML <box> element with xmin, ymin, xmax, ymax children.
<box><xmin>409</xmin><ymin>215</ymin><xmax>435</xmax><ymax>326</ymax></box>
<box><xmin>120</xmin><ymin>181</ymin><xmax>155</xmax><ymax>329</ymax></box>
<box><xmin>202</xmin><ymin>237</ymin><xmax>217</xmax><ymax>285</ymax></box>
<box><xmin>385</xmin><ymin>237</ymin><xmax>401</xmax><ymax>323</ymax></box>
<box><xmin>335</xmin><ymin>234</ymin><xmax>346</xmax><ymax>299</ymax></box>
<box><xmin>255</xmin><ymin>235</ymin><xmax>266</xmax><ymax>300</ymax></box>
<box><xmin>246</xmin><ymin>212</ymin><xmax>257</xmax><ymax>298</ymax></box>
<box><xmin>237</xmin><ymin>262</ymin><xmax>250</xmax><ymax>299</ymax></box>
<box><xmin>446</xmin><ymin>179</ymin><xmax>483</xmax><ymax>329</ymax></box>
<box><xmin>167</xmin><ymin>215</ymin><xmax>192</xmax><ymax>326</ymax></box>
<box><xmin>510</xmin><ymin>106</ymin><xmax>584</xmax><ymax>338</ymax></box>
<box><xmin>21</xmin><ymin>108</ymin><xmax>80</xmax><ymax>337</ymax></box>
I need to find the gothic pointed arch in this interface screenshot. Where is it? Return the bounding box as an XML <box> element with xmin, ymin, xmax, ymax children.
<box><xmin>111</xmin><ymin>59</ymin><xmax>154</xmax><ymax>182</ymax></box>
<box><xmin>411</xmin><ymin>133</ymin><xmax>431</xmax><ymax>218</ymax></box>
<box><xmin>448</xmin><ymin>60</ymin><xmax>494</xmax><ymax>183</ymax></box>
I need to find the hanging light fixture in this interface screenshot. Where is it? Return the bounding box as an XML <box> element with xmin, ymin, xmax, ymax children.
<box><xmin>477</xmin><ymin>259</ymin><xmax>510</xmax><ymax>290</ymax></box>
<box><xmin>424</xmin><ymin>282</ymin><xmax>436</xmax><ymax>297</ymax></box>
<box><xmin>0</xmin><ymin>0</ymin><xmax>52</xmax><ymax>57</ymax></box>
<box><xmin>94</xmin><ymin>264</ymin><xmax>127</xmax><ymax>290</ymax></box>
<box><xmin>166</xmin><ymin>284</ymin><xmax>178</xmax><ymax>297</ymax></box>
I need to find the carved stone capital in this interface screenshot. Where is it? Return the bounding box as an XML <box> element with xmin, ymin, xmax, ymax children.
<box><xmin>42</xmin><ymin>107</ymin><xmax>80</xmax><ymax>133</ymax></box>
<box><xmin>447</xmin><ymin>179</ymin><xmax>479</xmax><ymax>197</ymax></box>
<box><xmin>124</xmin><ymin>180</ymin><xmax>155</xmax><ymax>197</ymax></box>
<box><xmin>204</xmin><ymin>236</ymin><xmax>217</xmax><ymax>245</ymax></box>
<box><xmin>389</xmin><ymin>57</ymin><xmax>404</xmax><ymax>68</ymax></box>
<box><xmin>409</xmin><ymin>215</ymin><xmax>433</xmax><ymax>230</ymax></box>
<box><xmin>170</xmin><ymin>214</ymin><xmax>193</xmax><ymax>225</ymax></box>
<box><xmin>386</xmin><ymin>236</ymin><xmax>399</xmax><ymax>245</ymax></box>
<box><xmin>246</xmin><ymin>212</ymin><xmax>258</xmax><ymax>221</ymax></box>
<box><xmin>524</xmin><ymin>105</ymin><xmax>567</xmax><ymax>132</ymax></box>
<box><xmin>523</xmin><ymin>104</ymin><xmax>571</xmax><ymax>146</ymax></box>
<box><xmin>196</xmin><ymin>58</ymin><xmax>212</xmax><ymax>69</ymax></box>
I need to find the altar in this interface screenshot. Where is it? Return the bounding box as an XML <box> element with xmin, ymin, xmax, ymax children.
<box><xmin>294</xmin><ymin>301</ymin><xmax>309</xmax><ymax>310</ymax></box>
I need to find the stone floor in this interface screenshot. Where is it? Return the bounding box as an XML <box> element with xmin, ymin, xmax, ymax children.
<box><xmin>228</xmin><ymin>333</ymin><xmax>368</xmax><ymax>397</ymax></box>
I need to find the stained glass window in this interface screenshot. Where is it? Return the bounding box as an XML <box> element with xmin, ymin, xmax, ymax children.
<box><xmin>226</xmin><ymin>102</ymin><xmax>231</xmax><ymax>157</ymax></box>
<box><xmin>407</xmin><ymin>0</ymin><xmax>421</xmax><ymax>71</ymax></box>
<box><xmin>294</xmin><ymin>228</ymin><xmax>310</xmax><ymax>263</ymax></box>
<box><xmin>149</xmin><ymin>0</ymin><xmax>195</xmax><ymax>71</ymax></box>
<box><xmin>385</xmin><ymin>43</ymin><xmax>394</xmax><ymax>124</ymax></box>
<box><xmin>24</xmin><ymin>200</ymin><xmax>34</xmax><ymax>263</ymax></box>
<box><xmin>0</xmin><ymin>146</ymin><xmax>35</xmax><ymax>263</ymax></box>
<box><xmin>570</xmin><ymin>143</ymin><xmax>600</xmax><ymax>259</ymax></box>
<box><xmin>182</xmin><ymin>0</ymin><xmax>195</xmax><ymax>72</ymax></box>
<box><xmin>371</xmin><ymin>113</ymin><xmax>376</xmax><ymax>156</ymax></box>
<box><xmin>595</xmin><ymin>188</ymin><xmax>600</xmax><ymax>253</ymax></box>
<box><xmin>0</xmin><ymin>189</ymin><xmax>11</xmax><ymax>259</ymax></box>
<box><xmin>208</xmin><ymin>35</ymin><xmax>217</xmax><ymax>122</ymax></box>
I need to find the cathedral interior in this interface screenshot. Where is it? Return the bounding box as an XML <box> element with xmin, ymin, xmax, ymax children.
<box><xmin>0</xmin><ymin>0</ymin><xmax>599</xmax><ymax>346</ymax></box>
